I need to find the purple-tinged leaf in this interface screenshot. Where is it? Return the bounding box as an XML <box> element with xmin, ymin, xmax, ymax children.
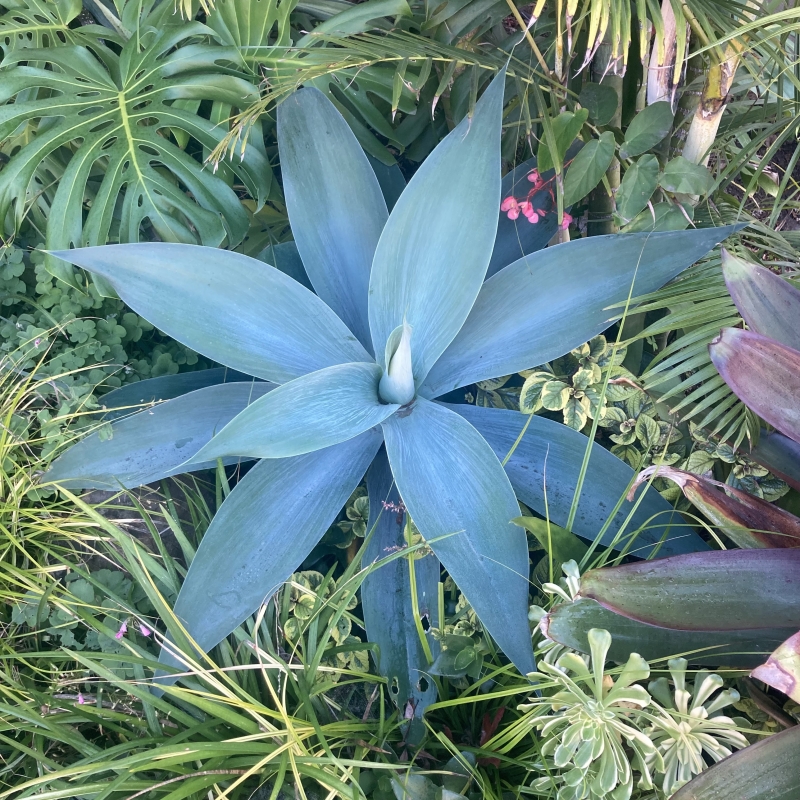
<box><xmin>630</xmin><ymin>466</ymin><xmax>800</xmax><ymax>549</ymax></box>
<box><xmin>751</xmin><ymin>630</ymin><xmax>800</xmax><ymax>703</ymax></box>
<box><xmin>721</xmin><ymin>249</ymin><xmax>800</xmax><ymax>351</ymax></box>
<box><xmin>543</xmin><ymin>598</ymin><xmax>795</xmax><ymax>668</ymax></box>
<box><xmin>579</xmin><ymin>549</ymin><xmax>800</xmax><ymax>631</ymax></box>
<box><xmin>709</xmin><ymin>328</ymin><xmax>800</xmax><ymax>445</ymax></box>
<box><xmin>671</xmin><ymin>726</ymin><xmax>800</xmax><ymax>800</ymax></box>
<box><xmin>751</xmin><ymin>430</ymin><xmax>800</xmax><ymax>493</ymax></box>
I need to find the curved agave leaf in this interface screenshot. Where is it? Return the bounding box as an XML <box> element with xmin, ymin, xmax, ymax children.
<box><xmin>101</xmin><ymin>368</ymin><xmax>256</xmax><ymax>418</ymax></box>
<box><xmin>381</xmin><ymin>397</ymin><xmax>535</xmax><ymax>675</ymax></box>
<box><xmin>362</xmin><ymin>448</ymin><xmax>439</xmax><ymax>735</ymax></box>
<box><xmin>367</xmin><ymin>155</ymin><xmax>406</xmax><ymax>211</ymax></box>
<box><xmin>44</xmin><ymin>381</ymin><xmax>274</xmax><ymax>490</ymax></box>
<box><xmin>449</xmin><ymin>404</ymin><xmax>706</xmax><ymax>557</ymax></box>
<box><xmin>278</xmin><ymin>87</ymin><xmax>388</xmax><ymax>352</ymax></box>
<box><xmin>160</xmin><ymin>429</ymin><xmax>383</xmax><ymax>674</ymax></box>
<box><xmin>51</xmin><ymin>244</ymin><xmax>371</xmax><ymax>384</ymax></box>
<box><xmin>192</xmin><ymin>362</ymin><xmax>397</xmax><ymax>461</ymax></box>
<box><xmin>751</xmin><ymin>431</ymin><xmax>800</xmax><ymax>493</ymax></box>
<box><xmin>368</xmin><ymin>69</ymin><xmax>505</xmax><ymax>384</ymax></box>
<box><xmin>710</xmin><ymin>328</ymin><xmax>800</xmax><ymax>445</ymax></box>
<box><xmin>579</xmin><ymin>549</ymin><xmax>800</xmax><ymax>630</ymax></box>
<box><xmin>255</xmin><ymin>240</ymin><xmax>313</xmax><ymax>291</ymax></box>
<box><xmin>0</xmin><ymin>27</ymin><xmax>271</xmax><ymax>286</ymax></box>
<box><xmin>543</xmin><ymin>598</ymin><xmax>796</xmax><ymax>668</ymax></box>
<box><xmin>670</xmin><ymin>726</ymin><xmax>800</xmax><ymax>800</ymax></box>
<box><xmin>721</xmin><ymin>249</ymin><xmax>800</xmax><ymax>351</ymax></box>
<box><xmin>422</xmin><ymin>225</ymin><xmax>742</xmax><ymax>398</ymax></box>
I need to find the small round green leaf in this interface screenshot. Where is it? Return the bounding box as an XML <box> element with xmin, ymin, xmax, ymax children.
<box><xmin>563</xmin><ymin>132</ymin><xmax>616</xmax><ymax>206</ymax></box>
<box><xmin>619</xmin><ymin>102</ymin><xmax>674</xmax><ymax>159</ymax></box>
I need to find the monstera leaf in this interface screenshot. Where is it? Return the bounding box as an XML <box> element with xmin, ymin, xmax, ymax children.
<box><xmin>0</xmin><ymin>12</ymin><xmax>271</xmax><ymax>288</ymax></box>
<box><xmin>0</xmin><ymin>0</ymin><xmax>98</xmax><ymax>55</ymax></box>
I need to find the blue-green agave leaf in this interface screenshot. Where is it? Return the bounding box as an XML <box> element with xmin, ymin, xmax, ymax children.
<box><xmin>101</xmin><ymin>368</ymin><xmax>256</xmax><ymax>418</ymax></box>
<box><xmin>751</xmin><ymin>430</ymin><xmax>800</xmax><ymax>493</ymax></box>
<box><xmin>367</xmin><ymin>155</ymin><xmax>406</xmax><ymax>211</ymax></box>
<box><xmin>448</xmin><ymin>404</ymin><xmax>708</xmax><ymax>557</ymax></box>
<box><xmin>191</xmin><ymin>362</ymin><xmax>397</xmax><ymax>461</ymax></box>
<box><xmin>50</xmin><ymin>244</ymin><xmax>371</xmax><ymax>384</ymax></box>
<box><xmin>487</xmin><ymin>142</ymin><xmax>583</xmax><ymax>278</ymax></box>
<box><xmin>44</xmin><ymin>382</ymin><xmax>274</xmax><ymax>490</ymax></box>
<box><xmin>160</xmin><ymin>429</ymin><xmax>383</xmax><ymax>674</ymax></box>
<box><xmin>278</xmin><ymin>88</ymin><xmax>387</xmax><ymax>352</ymax></box>
<box><xmin>255</xmin><ymin>240</ymin><xmax>313</xmax><ymax>291</ymax></box>
<box><xmin>362</xmin><ymin>448</ymin><xmax>439</xmax><ymax>734</ymax></box>
<box><xmin>422</xmin><ymin>225</ymin><xmax>742</xmax><ymax>397</ymax></box>
<box><xmin>368</xmin><ymin>69</ymin><xmax>505</xmax><ymax>384</ymax></box>
<box><xmin>381</xmin><ymin>397</ymin><xmax>535</xmax><ymax>675</ymax></box>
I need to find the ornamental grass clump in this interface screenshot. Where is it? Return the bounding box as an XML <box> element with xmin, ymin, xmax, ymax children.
<box><xmin>44</xmin><ymin>68</ymin><xmax>737</xmax><ymax>707</ymax></box>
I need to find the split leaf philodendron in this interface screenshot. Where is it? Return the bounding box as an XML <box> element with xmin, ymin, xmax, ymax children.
<box><xmin>45</xmin><ymin>70</ymin><xmax>738</xmax><ymax>702</ymax></box>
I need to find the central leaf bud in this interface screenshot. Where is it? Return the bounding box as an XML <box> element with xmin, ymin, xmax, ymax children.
<box><xmin>379</xmin><ymin>321</ymin><xmax>415</xmax><ymax>405</ymax></box>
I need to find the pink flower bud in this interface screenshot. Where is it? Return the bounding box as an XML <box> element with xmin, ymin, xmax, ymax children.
<box><xmin>77</xmin><ymin>693</ymin><xmax>86</xmax><ymax>705</ymax></box>
<box><xmin>115</xmin><ymin>621</ymin><xmax>128</xmax><ymax>640</ymax></box>
<box><xmin>519</xmin><ymin>201</ymin><xmax>533</xmax><ymax>215</ymax></box>
<box><xmin>507</xmin><ymin>207</ymin><xmax>520</xmax><ymax>220</ymax></box>
<box><xmin>526</xmin><ymin>212</ymin><xmax>539</xmax><ymax>224</ymax></box>
<box><xmin>560</xmin><ymin>212</ymin><xmax>573</xmax><ymax>230</ymax></box>
<box><xmin>140</xmin><ymin>624</ymin><xmax>152</xmax><ymax>637</ymax></box>
<box><xmin>500</xmin><ymin>196</ymin><xmax>519</xmax><ymax>212</ymax></box>
<box><xmin>527</xmin><ymin>169</ymin><xmax>541</xmax><ymax>185</ymax></box>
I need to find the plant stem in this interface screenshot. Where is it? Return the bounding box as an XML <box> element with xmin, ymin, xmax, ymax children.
<box><xmin>588</xmin><ymin>38</ymin><xmax>622</xmax><ymax>236</ymax></box>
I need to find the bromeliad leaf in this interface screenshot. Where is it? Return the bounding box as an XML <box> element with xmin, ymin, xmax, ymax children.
<box><xmin>191</xmin><ymin>362</ymin><xmax>397</xmax><ymax>461</ymax></box>
<box><xmin>368</xmin><ymin>68</ymin><xmax>505</xmax><ymax>385</ymax></box>
<box><xmin>51</xmin><ymin>244</ymin><xmax>372</xmax><ymax>384</ymax></box>
<box><xmin>0</xmin><ymin>19</ymin><xmax>271</xmax><ymax>287</ymax></box>
<box><xmin>381</xmin><ymin>398</ymin><xmax>535</xmax><ymax>675</ymax></box>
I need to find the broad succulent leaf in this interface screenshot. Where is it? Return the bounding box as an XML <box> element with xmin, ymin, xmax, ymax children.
<box><xmin>278</xmin><ymin>87</ymin><xmax>388</xmax><ymax>352</ymax></box>
<box><xmin>161</xmin><ymin>429</ymin><xmax>383</xmax><ymax>675</ymax></box>
<box><xmin>670</xmin><ymin>725</ymin><xmax>800</xmax><ymax>800</ymax></box>
<box><xmin>0</xmin><ymin>25</ymin><xmax>271</xmax><ymax>286</ymax></box>
<box><xmin>361</xmin><ymin>449</ymin><xmax>439</xmax><ymax>733</ymax></box>
<box><xmin>630</xmin><ymin>465</ymin><xmax>800</xmax><ymax>548</ymax></box>
<box><xmin>45</xmin><ymin>382</ymin><xmax>274</xmax><ymax>490</ymax></box>
<box><xmin>751</xmin><ymin>431</ymin><xmax>800</xmax><ymax>493</ymax></box>
<box><xmin>751</xmin><ymin>630</ymin><xmax>800</xmax><ymax>703</ymax></box>
<box><xmin>255</xmin><ymin>241</ymin><xmax>314</xmax><ymax>291</ymax></box>
<box><xmin>579</xmin><ymin>549</ymin><xmax>800</xmax><ymax>630</ymax></box>
<box><xmin>422</xmin><ymin>226</ymin><xmax>742</xmax><ymax>397</ymax></box>
<box><xmin>51</xmin><ymin>244</ymin><xmax>372</xmax><ymax>383</ymax></box>
<box><xmin>721</xmin><ymin>248</ymin><xmax>800</xmax><ymax>351</ymax></box>
<box><xmin>710</xmin><ymin>328</ymin><xmax>800</xmax><ymax>445</ymax></box>
<box><xmin>191</xmin><ymin>362</ymin><xmax>396</xmax><ymax>461</ymax></box>
<box><xmin>450</xmin><ymin>404</ymin><xmax>707</xmax><ymax>556</ymax></box>
<box><xmin>100</xmin><ymin>368</ymin><xmax>256</xmax><ymax>417</ymax></box>
<box><xmin>381</xmin><ymin>397</ymin><xmax>535</xmax><ymax>675</ymax></box>
<box><xmin>368</xmin><ymin>69</ymin><xmax>505</xmax><ymax>384</ymax></box>
<box><xmin>543</xmin><ymin>597</ymin><xmax>796</xmax><ymax>668</ymax></box>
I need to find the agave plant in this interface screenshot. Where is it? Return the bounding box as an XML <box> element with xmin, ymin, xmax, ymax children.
<box><xmin>45</xmin><ymin>70</ymin><xmax>736</xmax><ymax>693</ymax></box>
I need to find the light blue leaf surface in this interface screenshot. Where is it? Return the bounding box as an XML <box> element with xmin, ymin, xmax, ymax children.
<box><xmin>422</xmin><ymin>225</ymin><xmax>742</xmax><ymax>397</ymax></box>
<box><xmin>100</xmin><ymin>368</ymin><xmax>256</xmax><ymax>418</ymax></box>
<box><xmin>368</xmin><ymin>69</ymin><xmax>505</xmax><ymax>384</ymax></box>
<box><xmin>255</xmin><ymin>240</ymin><xmax>313</xmax><ymax>291</ymax></box>
<box><xmin>161</xmin><ymin>429</ymin><xmax>383</xmax><ymax>673</ymax></box>
<box><xmin>381</xmin><ymin>397</ymin><xmax>535</xmax><ymax>675</ymax></box>
<box><xmin>191</xmin><ymin>362</ymin><xmax>396</xmax><ymax>461</ymax></box>
<box><xmin>44</xmin><ymin>381</ymin><xmax>274</xmax><ymax>490</ymax></box>
<box><xmin>449</xmin><ymin>403</ymin><xmax>708</xmax><ymax>557</ymax></box>
<box><xmin>50</xmin><ymin>244</ymin><xmax>371</xmax><ymax>384</ymax></box>
<box><xmin>367</xmin><ymin>155</ymin><xmax>406</xmax><ymax>211</ymax></box>
<box><xmin>278</xmin><ymin>88</ymin><xmax>387</xmax><ymax>351</ymax></box>
<box><xmin>362</xmin><ymin>448</ymin><xmax>439</xmax><ymax>734</ymax></box>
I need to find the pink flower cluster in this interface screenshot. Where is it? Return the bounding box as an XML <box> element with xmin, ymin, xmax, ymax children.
<box><xmin>499</xmin><ymin>167</ymin><xmax>573</xmax><ymax>231</ymax></box>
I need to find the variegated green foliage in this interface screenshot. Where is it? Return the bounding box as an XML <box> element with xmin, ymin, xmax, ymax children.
<box><xmin>44</xmin><ymin>72</ymin><xmax>733</xmax><ymax>722</ymax></box>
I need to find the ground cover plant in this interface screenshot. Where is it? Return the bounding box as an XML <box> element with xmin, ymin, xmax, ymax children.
<box><xmin>1</xmin><ymin>0</ymin><xmax>800</xmax><ymax>798</ymax></box>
